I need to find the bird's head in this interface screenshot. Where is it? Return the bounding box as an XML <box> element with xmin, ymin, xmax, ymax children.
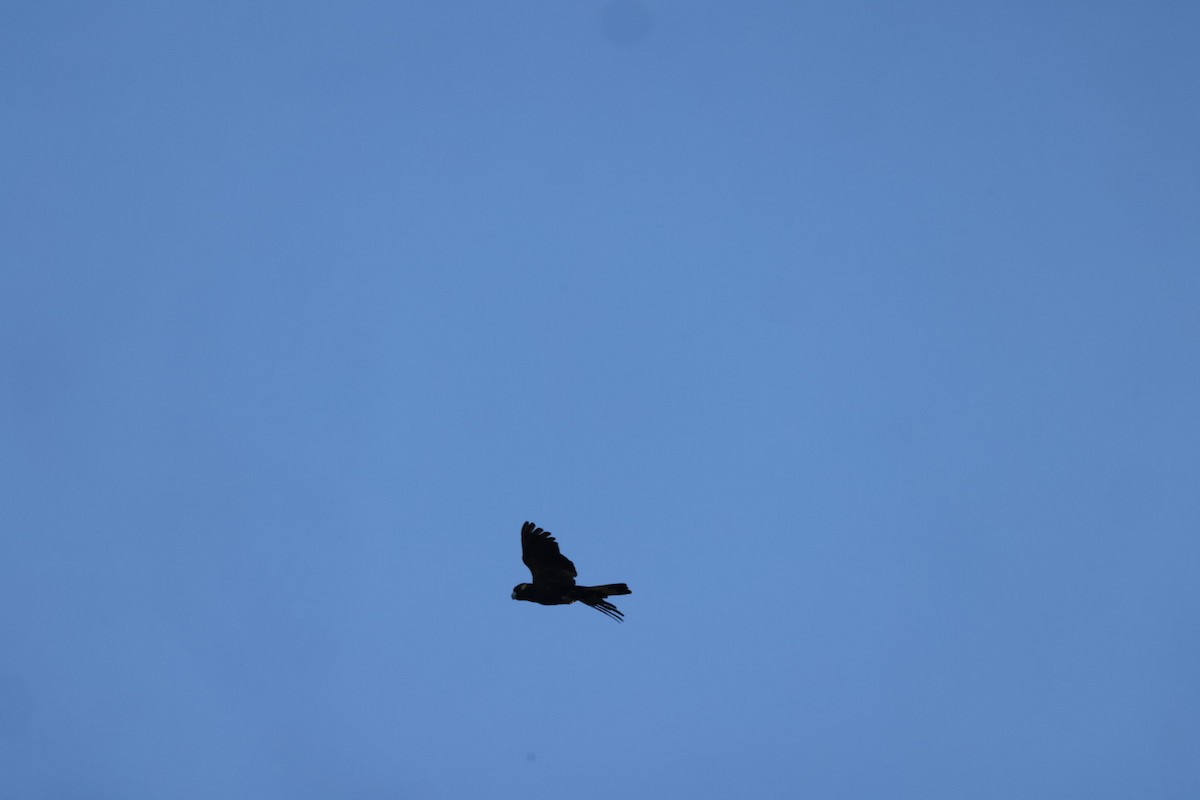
<box><xmin>512</xmin><ymin>583</ymin><xmax>530</xmax><ymax>600</ymax></box>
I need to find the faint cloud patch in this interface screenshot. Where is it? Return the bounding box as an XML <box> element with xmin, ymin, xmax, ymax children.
<box><xmin>599</xmin><ymin>0</ymin><xmax>652</xmax><ymax>48</ymax></box>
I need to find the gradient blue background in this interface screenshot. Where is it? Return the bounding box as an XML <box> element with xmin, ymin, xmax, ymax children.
<box><xmin>3</xmin><ymin>2</ymin><xmax>1198</xmax><ymax>797</ymax></box>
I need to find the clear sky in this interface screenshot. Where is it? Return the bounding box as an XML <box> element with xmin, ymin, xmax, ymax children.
<box><xmin>3</xmin><ymin>2</ymin><xmax>1199</xmax><ymax>798</ymax></box>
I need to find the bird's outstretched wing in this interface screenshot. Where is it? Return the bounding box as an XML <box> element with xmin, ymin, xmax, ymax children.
<box><xmin>521</xmin><ymin>521</ymin><xmax>577</xmax><ymax>587</ymax></box>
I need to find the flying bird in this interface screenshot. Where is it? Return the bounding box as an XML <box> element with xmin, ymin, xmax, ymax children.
<box><xmin>511</xmin><ymin>521</ymin><xmax>632</xmax><ymax>622</ymax></box>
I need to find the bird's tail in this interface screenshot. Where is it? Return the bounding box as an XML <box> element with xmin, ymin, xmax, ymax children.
<box><xmin>588</xmin><ymin>583</ymin><xmax>631</xmax><ymax>597</ymax></box>
<box><xmin>572</xmin><ymin>584</ymin><xmax>632</xmax><ymax>622</ymax></box>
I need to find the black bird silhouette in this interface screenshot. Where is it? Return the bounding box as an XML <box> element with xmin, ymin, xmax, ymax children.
<box><xmin>511</xmin><ymin>521</ymin><xmax>632</xmax><ymax>622</ymax></box>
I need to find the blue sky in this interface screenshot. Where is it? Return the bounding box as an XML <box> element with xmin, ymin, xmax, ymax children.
<box><xmin>3</xmin><ymin>2</ymin><xmax>1199</xmax><ymax>797</ymax></box>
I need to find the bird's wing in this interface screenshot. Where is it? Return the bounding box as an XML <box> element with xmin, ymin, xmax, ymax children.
<box><xmin>521</xmin><ymin>521</ymin><xmax>577</xmax><ymax>586</ymax></box>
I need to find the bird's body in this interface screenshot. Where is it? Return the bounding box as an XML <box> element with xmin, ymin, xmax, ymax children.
<box><xmin>511</xmin><ymin>521</ymin><xmax>632</xmax><ymax>622</ymax></box>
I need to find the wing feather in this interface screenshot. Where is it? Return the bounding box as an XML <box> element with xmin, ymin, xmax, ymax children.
<box><xmin>521</xmin><ymin>521</ymin><xmax>577</xmax><ymax>586</ymax></box>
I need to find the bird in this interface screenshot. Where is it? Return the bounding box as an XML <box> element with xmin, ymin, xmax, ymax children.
<box><xmin>511</xmin><ymin>521</ymin><xmax>632</xmax><ymax>622</ymax></box>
